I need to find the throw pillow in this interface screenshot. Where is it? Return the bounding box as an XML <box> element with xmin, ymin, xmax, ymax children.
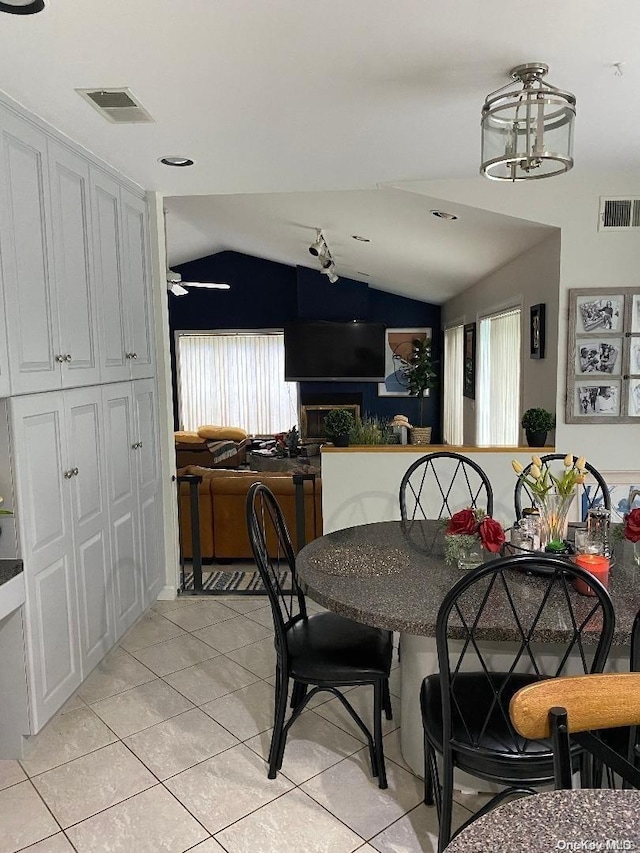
<box><xmin>174</xmin><ymin>431</ymin><xmax>206</xmax><ymax>444</ymax></box>
<box><xmin>197</xmin><ymin>425</ymin><xmax>248</xmax><ymax>442</ymax></box>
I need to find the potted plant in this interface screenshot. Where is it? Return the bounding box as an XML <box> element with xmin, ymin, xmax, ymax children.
<box><xmin>402</xmin><ymin>337</ymin><xmax>437</xmax><ymax>441</ymax></box>
<box><xmin>324</xmin><ymin>408</ymin><xmax>356</xmax><ymax>447</ymax></box>
<box><xmin>521</xmin><ymin>408</ymin><xmax>556</xmax><ymax>447</ymax></box>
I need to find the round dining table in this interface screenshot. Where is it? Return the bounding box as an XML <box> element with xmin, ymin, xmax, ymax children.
<box><xmin>296</xmin><ymin>520</ymin><xmax>640</xmax><ymax>781</ymax></box>
<box><xmin>444</xmin><ymin>789</ymin><xmax>640</xmax><ymax>851</ymax></box>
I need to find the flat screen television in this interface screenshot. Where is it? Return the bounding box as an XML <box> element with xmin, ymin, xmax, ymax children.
<box><xmin>284</xmin><ymin>321</ymin><xmax>386</xmax><ymax>381</ymax></box>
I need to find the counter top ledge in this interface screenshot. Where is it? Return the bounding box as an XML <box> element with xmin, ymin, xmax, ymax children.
<box><xmin>321</xmin><ymin>445</ymin><xmax>554</xmax><ymax>454</ymax></box>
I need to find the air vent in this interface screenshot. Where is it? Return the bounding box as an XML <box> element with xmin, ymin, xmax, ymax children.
<box><xmin>76</xmin><ymin>88</ymin><xmax>154</xmax><ymax>124</ymax></box>
<box><xmin>598</xmin><ymin>196</ymin><xmax>640</xmax><ymax>231</ymax></box>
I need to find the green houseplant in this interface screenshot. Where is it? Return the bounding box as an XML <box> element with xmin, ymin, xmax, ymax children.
<box><xmin>402</xmin><ymin>337</ymin><xmax>437</xmax><ymax>427</ymax></box>
<box><xmin>521</xmin><ymin>408</ymin><xmax>556</xmax><ymax>447</ymax></box>
<box><xmin>324</xmin><ymin>408</ymin><xmax>356</xmax><ymax>447</ymax></box>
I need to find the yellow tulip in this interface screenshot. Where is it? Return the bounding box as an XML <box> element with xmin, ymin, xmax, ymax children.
<box><xmin>512</xmin><ymin>459</ymin><xmax>524</xmax><ymax>475</ymax></box>
<box><xmin>564</xmin><ymin>453</ymin><xmax>573</xmax><ymax>467</ymax></box>
<box><xmin>575</xmin><ymin>475</ymin><xmax>585</xmax><ymax>484</ymax></box>
<box><xmin>576</xmin><ymin>456</ymin><xmax>586</xmax><ymax>471</ymax></box>
<box><xmin>530</xmin><ymin>464</ymin><xmax>542</xmax><ymax>480</ymax></box>
<box><xmin>532</xmin><ymin>456</ymin><xmax>543</xmax><ymax>468</ymax></box>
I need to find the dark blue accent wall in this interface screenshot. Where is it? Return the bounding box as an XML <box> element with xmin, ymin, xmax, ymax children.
<box><xmin>169</xmin><ymin>251</ymin><xmax>441</xmax><ymax>440</ymax></box>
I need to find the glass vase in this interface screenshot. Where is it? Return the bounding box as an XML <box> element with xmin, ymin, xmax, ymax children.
<box><xmin>634</xmin><ymin>541</ymin><xmax>640</xmax><ymax>567</ymax></box>
<box><xmin>533</xmin><ymin>492</ymin><xmax>576</xmax><ymax>551</ymax></box>
<box><xmin>457</xmin><ymin>543</ymin><xmax>485</xmax><ymax>571</ymax></box>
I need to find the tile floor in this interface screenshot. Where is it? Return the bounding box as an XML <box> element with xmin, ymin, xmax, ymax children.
<box><xmin>0</xmin><ymin>592</ymin><xmax>484</xmax><ymax>853</ymax></box>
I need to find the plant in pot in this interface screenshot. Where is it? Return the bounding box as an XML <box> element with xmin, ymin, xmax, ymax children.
<box><xmin>402</xmin><ymin>337</ymin><xmax>437</xmax><ymax>442</ymax></box>
<box><xmin>324</xmin><ymin>408</ymin><xmax>356</xmax><ymax>447</ymax></box>
<box><xmin>521</xmin><ymin>408</ymin><xmax>555</xmax><ymax>447</ymax></box>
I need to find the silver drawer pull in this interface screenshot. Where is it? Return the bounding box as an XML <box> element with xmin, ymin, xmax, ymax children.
<box><xmin>131</xmin><ymin>442</ymin><xmax>142</xmax><ymax>450</ymax></box>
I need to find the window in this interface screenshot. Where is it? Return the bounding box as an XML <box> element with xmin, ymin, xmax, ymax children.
<box><xmin>477</xmin><ymin>309</ymin><xmax>521</xmax><ymax>445</ymax></box>
<box><xmin>443</xmin><ymin>325</ymin><xmax>464</xmax><ymax>445</ymax></box>
<box><xmin>176</xmin><ymin>332</ymin><xmax>298</xmax><ymax>435</ymax></box>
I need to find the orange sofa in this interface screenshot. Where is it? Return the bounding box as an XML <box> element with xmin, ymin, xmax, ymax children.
<box><xmin>177</xmin><ymin>466</ymin><xmax>322</xmax><ymax>560</ymax></box>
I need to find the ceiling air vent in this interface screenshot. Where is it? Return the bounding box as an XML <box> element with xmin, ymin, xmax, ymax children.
<box><xmin>598</xmin><ymin>196</ymin><xmax>640</xmax><ymax>231</ymax></box>
<box><xmin>76</xmin><ymin>88</ymin><xmax>154</xmax><ymax>123</ymax></box>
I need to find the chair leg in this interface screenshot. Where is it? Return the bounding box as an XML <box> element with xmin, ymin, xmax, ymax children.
<box><xmin>437</xmin><ymin>751</ymin><xmax>454</xmax><ymax>853</ymax></box>
<box><xmin>373</xmin><ymin>681</ymin><xmax>388</xmax><ymax>789</ymax></box>
<box><xmin>382</xmin><ymin>679</ymin><xmax>393</xmax><ymax>720</ymax></box>
<box><xmin>290</xmin><ymin>681</ymin><xmax>307</xmax><ymax>710</ymax></box>
<box><xmin>424</xmin><ymin>735</ymin><xmax>435</xmax><ymax>806</ymax></box>
<box><xmin>269</xmin><ymin>668</ymin><xmax>289</xmax><ymax>779</ymax></box>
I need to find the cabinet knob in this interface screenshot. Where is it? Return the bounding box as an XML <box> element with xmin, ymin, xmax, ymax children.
<box><xmin>55</xmin><ymin>354</ymin><xmax>66</xmax><ymax>363</ymax></box>
<box><xmin>63</xmin><ymin>469</ymin><xmax>74</xmax><ymax>479</ymax></box>
<box><xmin>65</xmin><ymin>354</ymin><xmax>73</xmax><ymax>362</ymax></box>
<box><xmin>132</xmin><ymin>352</ymin><xmax>138</xmax><ymax>359</ymax></box>
<box><xmin>131</xmin><ymin>442</ymin><xmax>142</xmax><ymax>450</ymax></box>
<box><xmin>72</xmin><ymin>467</ymin><xmax>79</xmax><ymax>476</ymax></box>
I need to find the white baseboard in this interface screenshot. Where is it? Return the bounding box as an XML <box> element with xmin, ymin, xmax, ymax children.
<box><xmin>156</xmin><ymin>584</ymin><xmax>177</xmax><ymax>601</ymax></box>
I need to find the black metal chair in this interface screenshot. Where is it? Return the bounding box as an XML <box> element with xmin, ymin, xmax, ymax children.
<box><xmin>421</xmin><ymin>552</ymin><xmax>615</xmax><ymax>853</ymax></box>
<box><xmin>510</xmin><ymin>672</ymin><xmax>640</xmax><ymax>790</ymax></box>
<box><xmin>245</xmin><ymin>482</ymin><xmax>393</xmax><ymax>788</ymax></box>
<box><xmin>514</xmin><ymin>453</ymin><xmax>611</xmax><ymax>522</ymax></box>
<box><xmin>399</xmin><ymin>451</ymin><xmax>494</xmax><ymax>521</ymax></box>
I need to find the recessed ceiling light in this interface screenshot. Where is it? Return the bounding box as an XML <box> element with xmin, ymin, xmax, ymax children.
<box><xmin>0</xmin><ymin>0</ymin><xmax>44</xmax><ymax>12</ymax></box>
<box><xmin>159</xmin><ymin>156</ymin><xmax>194</xmax><ymax>167</ymax></box>
<box><xmin>430</xmin><ymin>210</ymin><xmax>458</xmax><ymax>221</ymax></box>
<box><xmin>352</xmin><ymin>235</ymin><xmax>371</xmax><ymax>242</ymax></box>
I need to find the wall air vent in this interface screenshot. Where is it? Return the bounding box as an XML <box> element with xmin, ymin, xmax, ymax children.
<box><xmin>598</xmin><ymin>196</ymin><xmax>640</xmax><ymax>231</ymax></box>
<box><xmin>76</xmin><ymin>88</ymin><xmax>154</xmax><ymax>123</ymax></box>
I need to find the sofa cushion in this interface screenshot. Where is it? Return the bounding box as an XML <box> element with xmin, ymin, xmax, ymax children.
<box><xmin>175</xmin><ymin>431</ymin><xmax>206</xmax><ymax>444</ymax></box>
<box><xmin>197</xmin><ymin>425</ymin><xmax>249</xmax><ymax>441</ymax></box>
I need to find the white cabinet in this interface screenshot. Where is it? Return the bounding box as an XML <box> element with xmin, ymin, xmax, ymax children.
<box><xmin>10</xmin><ymin>387</ymin><xmax>115</xmax><ymax>731</ymax></box>
<box><xmin>91</xmin><ymin>171</ymin><xmax>154</xmax><ymax>384</ymax></box>
<box><xmin>0</xmin><ymin>273</ymin><xmax>9</xmax><ymax>397</ymax></box>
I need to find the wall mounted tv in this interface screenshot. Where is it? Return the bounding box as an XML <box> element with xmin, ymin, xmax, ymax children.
<box><xmin>284</xmin><ymin>321</ymin><xmax>386</xmax><ymax>381</ymax></box>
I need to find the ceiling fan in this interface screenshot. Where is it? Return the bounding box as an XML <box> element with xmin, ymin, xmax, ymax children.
<box><xmin>166</xmin><ymin>270</ymin><xmax>230</xmax><ymax>297</ymax></box>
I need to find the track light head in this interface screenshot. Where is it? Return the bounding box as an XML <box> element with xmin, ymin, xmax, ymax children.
<box><xmin>327</xmin><ymin>271</ymin><xmax>339</xmax><ymax>284</ymax></box>
<box><xmin>320</xmin><ymin>255</ymin><xmax>333</xmax><ymax>269</ymax></box>
<box><xmin>309</xmin><ymin>240</ymin><xmax>324</xmax><ymax>257</ymax></box>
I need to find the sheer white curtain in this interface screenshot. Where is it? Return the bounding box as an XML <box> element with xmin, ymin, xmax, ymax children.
<box><xmin>444</xmin><ymin>325</ymin><xmax>464</xmax><ymax>445</ymax></box>
<box><xmin>177</xmin><ymin>332</ymin><xmax>298</xmax><ymax>434</ymax></box>
<box><xmin>478</xmin><ymin>309</ymin><xmax>521</xmax><ymax>446</ymax></box>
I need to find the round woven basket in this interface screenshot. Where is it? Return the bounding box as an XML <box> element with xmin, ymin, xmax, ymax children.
<box><xmin>410</xmin><ymin>427</ymin><xmax>432</xmax><ymax>445</ymax></box>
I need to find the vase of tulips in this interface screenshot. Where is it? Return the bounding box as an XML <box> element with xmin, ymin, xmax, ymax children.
<box><xmin>512</xmin><ymin>454</ymin><xmax>588</xmax><ymax>551</ymax></box>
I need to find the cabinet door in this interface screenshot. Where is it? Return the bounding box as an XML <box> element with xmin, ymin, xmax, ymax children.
<box><xmin>0</xmin><ymin>107</ymin><xmax>61</xmax><ymax>394</ymax></box>
<box><xmin>48</xmin><ymin>141</ymin><xmax>100</xmax><ymax>388</ymax></box>
<box><xmin>133</xmin><ymin>378</ymin><xmax>164</xmax><ymax>604</ymax></box>
<box><xmin>102</xmin><ymin>384</ymin><xmax>142</xmax><ymax>637</ymax></box>
<box><xmin>10</xmin><ymin>393</ymin><xmax>81</xmax><ymax>731</ymax></box>
<box><xmin>0</xmin><ymin>265</ymin><xmax>9</xmax><ymax>397</ymax></box>
<box><xmin>121</xmin><ymin>190</ymin><xmax>154</xmax><ymax>380</ymax></box>
<box><xmin>90</xmin><ymin>169</ymin><xmax>129</xmax><ymax>383</ymax></box>
<box><xmin>65</xmin><ymin>387</ymin><xmax>114</xmax><ymax>674</ymax></box>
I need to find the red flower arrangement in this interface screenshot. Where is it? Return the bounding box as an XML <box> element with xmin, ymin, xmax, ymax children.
<box><xmin>623</xmin><ymin>508</ymin><xmax>640</xmax><ymax>543</ymax></box>
<box><xmin>444</xmin><ymin>508</ymin><xmax>506</xmax><ymax>566</ymax></box>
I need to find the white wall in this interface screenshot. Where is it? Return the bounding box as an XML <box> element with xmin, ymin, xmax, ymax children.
<box><xmin>392</xmin><ymin>171</ymin><xmax>640</xmax><ymax>472</ymax></box>
<box><xmin>442</xmin><ymin>233</ymin><xmax>561</xmax><ymax>446</ymax></box>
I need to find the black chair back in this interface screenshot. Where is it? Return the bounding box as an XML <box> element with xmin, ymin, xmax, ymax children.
<box><xmin>399</xmin><ymin>451</ymin><xmax>494</xmax><ymax>521</ymax></box>
<box><xmin>514</xmin><ymin>454</ymin><xmax>611</xmax><ymax>521</ymax></box>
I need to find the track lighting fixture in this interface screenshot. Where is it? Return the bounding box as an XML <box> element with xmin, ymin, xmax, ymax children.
<box><xmin>308</xmin><ymin>229</ymin><xmax>325</xmax><ymax>257</ymax></box>
<box><xmin>309</xmin><ymin>228</ymin><xmax>339</xmax><ymax>283</ymax></box>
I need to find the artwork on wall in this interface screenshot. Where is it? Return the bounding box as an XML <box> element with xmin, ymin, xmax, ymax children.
<box><xmin>581</xmin><ymin>472</ymin><xmax>640</xmax><ymax>523</ymax></box>
<box><xmin>378</xmin><ymin>327</ymin><xmax>430</xmax><ymax>397</ymax></box>
<box><xmin>463</xmin><ymin>322</ymin><xmax>476</xmax><ymax>400</ymax></box>
<box><xmin>529</xmin><ymin>303</ymin><xmax>546</xmax><ymax>359</ymax></box>
<box><xmin>565</xmin><ymin>287</ymin><xmax>640</xmax><ymax>423</ymax></box>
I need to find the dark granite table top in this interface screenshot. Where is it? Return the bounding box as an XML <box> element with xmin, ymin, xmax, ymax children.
<box><xmin>0</xmin><ymin>558</ymin><xmax>23</xmax><ymax>588</ymax></box>
<box><xmin>444</xmin><ymin>790</ymin><xmax>640</xmax><ymax>851</ymax></box>
<box><xmin>297</xmin><ymin>521</ymin><xmax>640</xmax><ymax>644</ymax></box>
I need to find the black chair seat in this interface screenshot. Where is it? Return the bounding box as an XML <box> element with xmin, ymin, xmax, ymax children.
<box><xmin>288</xmin><ymin>612</ymin><xmax>392</xmax><ymax>684</ymax></box>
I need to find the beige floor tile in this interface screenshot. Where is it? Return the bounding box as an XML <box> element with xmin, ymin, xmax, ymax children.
<box><xmin>201</xmin><ymin>680</ymin><xmax>276</xmax><ymax>741</ymax></box>
<box><xmin>162</xmin><ymin>600</ymin><xmax>237</xmax><ymax>632</ymax></box>
<box><xmin>165</xmin><ymin>743</ymin><xmax>292</xmax><ymax>834</ymax></box>
<box><xmin>130</xmin><ymin>633</ymin><xmax>220</xmax><ymax>676</ymax></box>
<box><xmin>261</xmin><ymin>676</ymin><xmax>356</xmax><ymax>709</ymax></box>
<box><xmin>0</xmin><ymin>760</ymin><xmax>26</xmax><ymax>790</ymax></box>
<box><xmin>91</xmin><ymin>679</ymin><xmax>193</xmax><ymax>738</ymax></box>
<box><xmin>216</xmin><ymin>788</ymin><xmax>363</xmax><ymax>853</ymax></box>
<box><xmin>120</xmin><ymin>611</ymin><xmax>186</xmax><ymax>652</ymax></box>
<box><xmin>226</xmin><ymin>638</ymin><xmax>277</xmax><ymax>678</ymax></box>
<box><xmin>124</xmin><ymin>708</ymin><xmax>238</xmax><ymax>779</ymax></box>
<box><xmin>452</xmin><ymin>790</ymin><xmax>493</xmax><ymax>815</ymax></box>
<box><xmin>187</xmin><ymin>840</ymin><xmax>226</xmax><ymax>852</ymax></box>
<box><xmin>369</xmin><ymin>802</ymin><xmax>473</xmax><ymax>853</ymax></box>
<box><xmin>355</xmin><ymin>846</ymin><xmax>378</xmax><ymax>852</ymax></box>
<box><xmin>0</xmin><ymin>780</ymin><xmax>60</xmax><ymax>853</ymax></box>
<box><xmin>153</xmin><ymin>596</ymin><xmax>203</xmax><ymax>615</ymax></box>
<box><xmin>192</xmin><ymin>614</ymin><xmax>273</xmax><ymax>653</ymax></box>
<box><xmin>164</xmin><ymin>656</ymin><xmax>260</xmax><ymax>706</ymax></box>
<box><xmin>244</xmin><ymin>606</ymin><xmax>274</xmax><ymax>628</ymax></box>
<box><xmin>245</xmin><ymin>709</ymin><xmax>363</xmax><ymax>785</ymax></box>
<box><xmin>21</xmin><ymin>707</ymin><xmax>117</xmax><ymax>776</ymax></box>
<box><xmin>312</xmin><ymin>685</ymin><xmax>400</xmax><ymax>743</ymax></box>
<box><xmin>32</xmin><ymin>741</ymin><xmax>156</xmax><ymax>828</ymax></box>
<box><xmin>58</xmin><ymin>694</ymin><xmax>87</xmax><ymax>715</ymax></box>
<box><xmin>301</xmin><ymin>747</ymin><xmax>423</xmax><ymax>839</ymax></box>
<box><xmin>65</xmin><ymin>784</ymin><xmax>208</xmax><ymax>853</ymax></box>
<box><xmin>220</xmin><ymin>595</ymin><xmax>271</xmax><ymax>614</ymax></box>
<box><xmin>78</xmin><ymin>647</ymin><xmax>157</xmax><ymax>704</ymax></box>
<box><xmin>381</xmin><ymin>729</ymin><xmax>416</xmax><ymax>775</ymax></box>
<box><xmin>21</xmin><ymin>834</ymin><xmax>75</xmax><ymax>852</ymax></box>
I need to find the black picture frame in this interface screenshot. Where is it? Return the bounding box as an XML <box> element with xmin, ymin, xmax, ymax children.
<box><xmin>530</xmin><ymin>303</ymin><xmax>546</xmax><ymax>359</ymax></box>
<box><xmin>463</xmin><ymin>322</ymin><xmax>476</xmax><ymax>399</ymax></box>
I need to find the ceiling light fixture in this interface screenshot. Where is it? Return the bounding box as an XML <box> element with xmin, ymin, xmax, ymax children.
<box><xmin>480</xmin><ymin>62</ymin><xmax>576</xmax><ymax>181</ymax></box>
<box><xmin>0</xmin><ymin>0</ymin><xmax>44</xmax><ymax>13</ymax></box>
<box><xmin>351</xmin><ymin>235</ymin><xmax>371</xmax><ymax>242</ymax></box>
<box><xmin>309</xmin><ymin>229</ymin><xmax>339</xmax><ymax>283</ymax></box>
<box><xmin>159</xmin><ymin>156</ymin><xmax>194</xmax><ymax>167</ymax></box>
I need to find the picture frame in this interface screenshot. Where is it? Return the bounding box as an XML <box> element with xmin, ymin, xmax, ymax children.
<box><xmin>463</xmin><ymin>322</ymin><xmax>476</xmax><ymax>400</ymax></box>
<box><xmin>378</xmin><ymin>327</ymin><xmax>431</xmax><ymax>397</ymax></box>
<box><xmin>529</xmin><ymin>303</ymin><xmax>546</xmax><ymax>359</ymax></box>
<box><xmin>565</xmin><ymin>287</ymin><xmax>640</xmax><ymax>423</ymax></box>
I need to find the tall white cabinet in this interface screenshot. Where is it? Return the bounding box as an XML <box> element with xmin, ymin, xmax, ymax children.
<box><xmin>0</xmin><ymin>96</ymin><xmax>165</xmax><ymax>735</ymax></box>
